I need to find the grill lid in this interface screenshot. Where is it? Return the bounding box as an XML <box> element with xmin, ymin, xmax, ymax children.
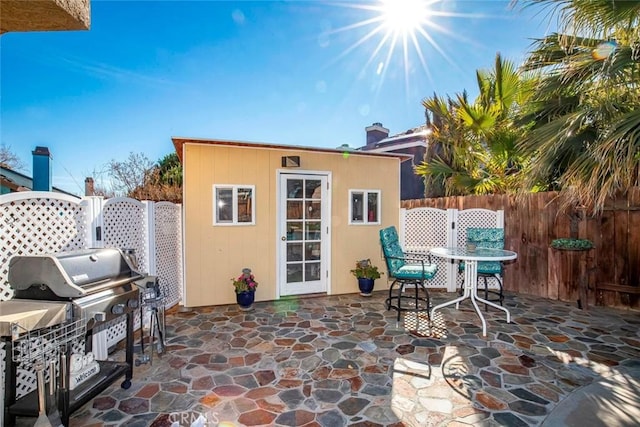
<box><xmin>8</xmin><ymin>248</ymin><xmax>142</xmax><ymax>298</ymax></box>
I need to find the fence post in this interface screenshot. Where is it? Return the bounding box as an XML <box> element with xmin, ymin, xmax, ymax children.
<box><xmin>143</xmin><ymin>201</ymin><xmax>156</xmax><ymax>276</ymax></box>
<box><xmin>83</xmin><ymin>196</ymin><xmax>104</xmax><ymax>248</ymax></box>
<box><xmin>446</xmin><ymin>209</ymin><xmax>458</xmax><ymax>291</ymax></box>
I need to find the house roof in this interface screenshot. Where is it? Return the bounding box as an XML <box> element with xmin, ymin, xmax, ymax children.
<box><xmin>171</xmin><ymin>137</ymin><xmax>413</xmax><ymax>163</ymax></box>
<box><xmin>0</xmin><ymin>165</ymin><xmax>79</xmax><ymax>197</ymax></box>
<box><xmin>368</xmin><ymin>124</ymin><xmax>430</xmax><ymax>149</ymax></box>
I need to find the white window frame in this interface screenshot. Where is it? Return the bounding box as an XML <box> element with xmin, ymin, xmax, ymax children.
<box><xmin>213</xmin><ymin>184</ymin><xmax>256</xmax><ymax>226</ymax></box>
<box><xmin>348</xmin><ymin>189</ymin><xmax>381</xmax><ymax>225</ymax></box>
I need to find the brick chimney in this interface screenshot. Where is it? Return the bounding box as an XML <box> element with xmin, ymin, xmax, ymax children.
<box><xmin>32</xmin><ymin>146</ymin><xmax>52</xmax><ymax>191</ymax></box>
<box><xmin>365</xmin><ymin>122</ymin><xmax>389</xmax><ymax>147</ymax></box>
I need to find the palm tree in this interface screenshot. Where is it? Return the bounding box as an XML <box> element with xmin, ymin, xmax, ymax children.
<box><xmin>416</xmin><ymin>53</ymin><xmax>534</xmax><ymax>196</ymax></box>
<box><xmin>515</xmin><ymin>0</ymin><xmax>640</xmax><ymax>211</ymax></box>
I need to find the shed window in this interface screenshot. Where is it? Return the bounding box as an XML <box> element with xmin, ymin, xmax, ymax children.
<box><xmin>213</xmin><ymin>185</ymin><xmax>255</xmax><ymax>225</ymax></box>
<box><xmin>349</xmin><ymin>190</ymin><xmax>380</xmax><ymax>225</ymax></box>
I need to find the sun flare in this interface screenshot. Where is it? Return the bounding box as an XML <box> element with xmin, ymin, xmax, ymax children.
<box><xmin>326</xmin><ymin>0</ymin><xmax>480</xmax><ymax>99</ymax></box>
<box><xmin>380</xmin><ymin>0</ymin><xmax>432</xmax><ymax>35</ymax></box>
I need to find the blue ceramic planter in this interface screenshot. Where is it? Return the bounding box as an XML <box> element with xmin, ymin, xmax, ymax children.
<box><xmin>236</xmin><ymin>291</ymin><xmax>255</xmax><ymax>310</ymax></box>
<box><xmin>358</xmin><ymin>278</ymin><xmax>375</xmax><ymax>296</ymax></box>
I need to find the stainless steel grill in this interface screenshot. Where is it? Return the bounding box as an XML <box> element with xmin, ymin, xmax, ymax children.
<box><xmin>8</xmin><ymin>248</ymin><xmax>142</xmax><ymax>326</ymax></box>
<box><xmin>3</xmin><ymin>248</ymin><xmax>143</xmax><ymax>426</ymax></box>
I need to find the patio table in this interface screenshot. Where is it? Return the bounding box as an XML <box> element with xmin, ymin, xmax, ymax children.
<box><xmin>429</xmin><ymin>247</ymin><xmax>517</xmax><ymax>336</ymax></box>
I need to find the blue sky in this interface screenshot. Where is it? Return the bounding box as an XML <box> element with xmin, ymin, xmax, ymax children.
<box><xmin>1</xmin><ymin>0</ymin><xmax>549</xmax><ymax>195</ymax></box>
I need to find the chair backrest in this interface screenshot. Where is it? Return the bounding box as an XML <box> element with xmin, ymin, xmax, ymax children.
<box><xmin>467</xmin><ymin>227</ymin><xmax>504</xmax><ymax>249</ymax></box>
<box><xmin>379</xmin><ymin>226</ymin><xmax>405</xmax><ymax>276</ymax></box>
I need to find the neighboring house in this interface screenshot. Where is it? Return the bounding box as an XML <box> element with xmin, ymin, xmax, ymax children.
<box><xmin>359</xmin><ymin>122</ymin><xmax>429</xmax><ymax>200</ymax></box>
<box><xmin>1</xmin><ymin>147</ymin><xmax>79</xmax><ymax>196</ymax></box>
<box><xmin>0</xmin><ymin>165</ymin><xmax>78</xmax><ymax>196</ymax></box>
<box><xmin>172</xmin><ymin>137</ymin><xmax>410</xmax><ymax>308</ymax></box>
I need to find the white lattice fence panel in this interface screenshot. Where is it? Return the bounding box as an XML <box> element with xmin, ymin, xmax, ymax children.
<box><xmin>455</xmin><ymin>209</ymin><xmax>501</xmax><ymax>247</ymax></box>
<box><xmin>402</xmin><ymin>207</ymin><xmax>449</xmax><ymax>288</ymax></box>
<box><xmin>106</xmin><ymin>318</ymin><xmax>127</xmax><ymax>347</ymax></box>
<box><xmin>455</xmin><ymin>209</ymin><xmax>503</xmax><ymax>289</ymax></box>
<box><xmin>102</xmin><ymin>197</ymin><xmax>146</xmax><ymax>271</ymax></box>
<box><xmin>100</xmin><ymin>198</ymin><xmax>145</xmax><ymax>351</ymax></box>
<box><xmin>0</xmin><ymin>194</ymin><xmax>89</xmax><ymax>301</ymax></box>
<box><xmin>154</xmin><ymin>202</ymin><xmax>182</xmax><ymax>308</ymax></box>
<box><xmin>0</xmin><ymin>194</ymin><xmax>90</xmax><ymax>406</ymax></box>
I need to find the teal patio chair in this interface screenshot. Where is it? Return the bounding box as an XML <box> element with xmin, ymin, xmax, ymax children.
<box><xmin>379</xmin><ymin>226</ymin><xmax>437</xmax><ymax>321</ymax></box>
<box><xmin>460</xmin><ymin>227</ymin><xmax>505</xmax><ymax>310</ymax></box>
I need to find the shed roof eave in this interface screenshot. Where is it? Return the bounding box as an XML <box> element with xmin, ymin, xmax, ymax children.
<box><xmin>171</xmin><ymin>137</ymin><xmax>413</xmax><ymax>163</ymax></box>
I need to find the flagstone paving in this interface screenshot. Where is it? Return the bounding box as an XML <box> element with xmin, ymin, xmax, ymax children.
<box><xmin>54</xmin><ymin>291</ymin><xmax>640</xmax><ymax>426</ymax></box>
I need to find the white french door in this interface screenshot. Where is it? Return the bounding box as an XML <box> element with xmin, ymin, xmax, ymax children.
<box><xmin>278</xmin><ymin>172</ymin><xmax>330</xmax><ymax>296</ymax></box>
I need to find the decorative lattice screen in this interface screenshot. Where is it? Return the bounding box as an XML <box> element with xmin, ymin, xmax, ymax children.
<box><xmin>154</xmin><ymin>202</ymin><xmax>183</xmax><ymax>308</ymax></box>
<box><xmin>0</xmin><ymin>195</ymin><xmax>90</xmax><ymax>301</ymax></box>
<box><xmin>454</xmin><ymin>209</ymin><xmax>503</xmax><ymax>289</ymax></box>
<box><xmin>102</xmin><ymin>197</ymin><xmax>147</xmax><ymax>272</ymax></box>
<box><xmin>402</xmin><ymin>207</ymin><xmax>449</xmax><ymax>289</ymax></box>
<box><xmin>400</xmin><ymin>207</ymin><xmax>504</xmax><ymax>291</ymax></box>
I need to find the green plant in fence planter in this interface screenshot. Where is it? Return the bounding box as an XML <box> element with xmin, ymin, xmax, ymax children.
<box><xmin>550</xmin><ymin>238</ymin><xmax>594</xmax><ymax>251</ymax></box>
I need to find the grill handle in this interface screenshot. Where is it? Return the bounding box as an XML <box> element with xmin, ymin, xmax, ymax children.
<box><xmin>83</xmin><ymin>274</ymin><xmax>145</xmax><ymax>295</ymax></box>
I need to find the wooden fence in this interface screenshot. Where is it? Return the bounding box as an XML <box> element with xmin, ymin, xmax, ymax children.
<box><xmin>402</xmin><ymin>188</ymin><xmax>640</xmax><ymax>310</ymax></box>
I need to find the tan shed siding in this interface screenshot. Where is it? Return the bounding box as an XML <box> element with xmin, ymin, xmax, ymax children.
<box><xmin>183</xmin><ymin>143</ymin><xmax>401</xmax><ymax>307</ymax></box>
<box><xmin>331</xmin><ymin>153</ymin><xmax>400</xmax><ymax>295</ymax></box>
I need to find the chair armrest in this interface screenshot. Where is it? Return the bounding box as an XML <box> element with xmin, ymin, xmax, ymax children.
<box><xmin>404</xmin><ymin>252</ymin><xmax>434</xmax><ymax>264</ymax></box>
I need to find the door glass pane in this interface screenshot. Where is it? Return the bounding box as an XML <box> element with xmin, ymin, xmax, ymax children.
<box><xmin>305</xmin><ymin>262</ymin><xmax>321</xmax><ymax>281</ymax></box>
<box><xmin>287</xmin><ymin>222</ymin><xmax>303</xmax><ymax>241</ymax></box>
<box><xmin>287</xmin><ymin>264</ymin><xmax>303</xmax><ymax>283</ymax></box>
<box><xmin>306</xmin><ymin>243</ymin><xmax>321</xmax><ymax>260</ymax></box>
<box><xmin>216</xmin><ymin>188</ymin><xmax>233</xmax><ymax>222</ymax></box>
<box><xmin>287</xmin><ymin>243</ymin><xmax>303</xmax><ymax>261</ymax></box>
<box><xmin>306</xmin><ymin>201</ymin><xmax>321</xmax><ymax>219</ymax></box>
<box><xmin>306</xmin><ymin>179</ymin><xmax>322</xmax><ymax>199</ymax></box>
<box><xmin>306</xmin><ymin>222</ymin><xmax>321</xmax><ymax>240</ymax></box>
<box><xmin>287</xmin><ymin>179</ymin><xmax>303</xmax><ymax>199</ymax></box>
<box><xmin>287</xmin><ymin>201</ymin><xmax>303</xmax><ymax>220</ymax></box>
<box><xmin>367</xmin><ymin>192</ymin><xmax>378</xmax><ymax>223</ymax></box>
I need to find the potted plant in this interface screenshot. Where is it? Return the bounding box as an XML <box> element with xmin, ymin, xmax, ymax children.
<box><xmin>232</xmin><ymin>268</ymin><xmax>258</xmax><ymax>310</ymax></box>
<box><xmin>350</xmin><ymin>259</ymin><xmax>381</xmax><ymax>296</ymax></box>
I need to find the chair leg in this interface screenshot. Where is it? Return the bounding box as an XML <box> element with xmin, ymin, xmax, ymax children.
<box><xmin>396</xmin><ymin>282</ymin><xmax>405</xmax><ymax>321</ymax></box>
<box><xmin>476</xmin><ymin>274</ymin><xmax>504</xmax><ymax>311</ymax></box>
<box><xmin>387</xmin><ymin>280</ymin><xmax>395</xmax><ymax>310</ymax></box>
<box><xmin>420</xmin><ymin>281</ymin><xmax>430</xmax><ymax>321</ymax></box>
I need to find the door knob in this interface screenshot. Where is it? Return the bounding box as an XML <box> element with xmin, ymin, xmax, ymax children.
<box><xmin>281</xmin><ymin>236</ymin><xmax>286</xmax><ymax>241</ymax></box>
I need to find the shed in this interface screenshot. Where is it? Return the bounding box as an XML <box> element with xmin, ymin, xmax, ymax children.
<box><xmin>172</xmin><ymin>137</ymin><xmax>411</xmax><ymax>307</ymax></box>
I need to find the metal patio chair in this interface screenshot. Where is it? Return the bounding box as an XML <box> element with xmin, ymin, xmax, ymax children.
<box><xmin>379</xmin><ymin>226</ymin><xmax>437</xmax><ymax>321</ymax></box>
<box><xmin>459</xmin><ymin>227</ymin><xmax>505</xmax><ymax>310</ymax></box>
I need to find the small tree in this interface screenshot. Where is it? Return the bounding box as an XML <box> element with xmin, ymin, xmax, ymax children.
<box><xmin>107</xmin><ymin>152</ymin><xmax>155</xmax><ymax>197</ymax></box>
<box><xmin>0</xmin><ymin>143</ymin><xmax>25</xmax><ymax>171</ymax></box>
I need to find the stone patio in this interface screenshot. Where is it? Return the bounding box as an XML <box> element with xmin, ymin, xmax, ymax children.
<box><xmin>44</xmin><ymin>290</ymin><xmax>640</xmax><ymax>426</ymax></box>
